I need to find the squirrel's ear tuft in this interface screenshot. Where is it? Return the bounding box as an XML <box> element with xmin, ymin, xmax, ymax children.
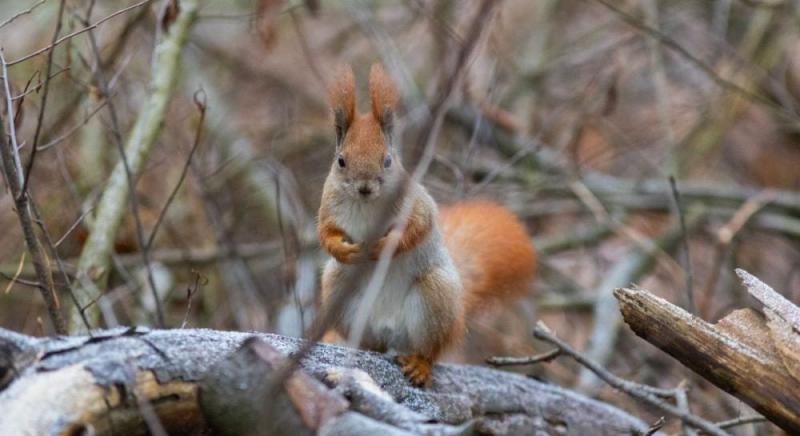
<box><xmin>329</xmin><ymin>64</ymin><xmax>356</xmax><ymax>146</ymax></box>
<box><xmin>369</xmin><ymin>63</ymin><xmax>399</xmax><ymax>135</ymax></box>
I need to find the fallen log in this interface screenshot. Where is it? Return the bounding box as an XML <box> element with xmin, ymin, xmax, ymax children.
<box><xmin>0</xmin><ymin>326</ymin><xmax>650</xmax><ymax>435</ymax></box>
<box><xmin>615</xmin><ymin>269</ymin><xmax>800</xmax><ymax>434</ymax></box>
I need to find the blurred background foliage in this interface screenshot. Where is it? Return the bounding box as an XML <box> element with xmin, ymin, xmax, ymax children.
<box><xmin>0</xmin><ymin>0</ymin><xmax>798</xmax><ymax>431</ymax></box>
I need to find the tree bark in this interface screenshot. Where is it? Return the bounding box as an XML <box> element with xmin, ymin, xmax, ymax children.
<box><xmin>615</xmin><ymin>269</ymin><xmax>800</xmax><ymax>434</ymax></box>
<box><xmin>0</xmin><ymin>327</ymin><xmax>649</xmax><ymax>435</ymax></box>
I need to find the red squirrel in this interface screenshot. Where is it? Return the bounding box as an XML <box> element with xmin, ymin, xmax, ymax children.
<box><xmin>318</xmin><ymin>64</ymin><xmax>537</xmax><ymax>386</ymax></box>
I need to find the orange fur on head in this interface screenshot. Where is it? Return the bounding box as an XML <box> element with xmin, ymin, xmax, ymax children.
<box><xmin>328</xmin><ymin>65</ymin><xmax>356</xmax><ymax>135</ymax></box>
<box><xmin>368</xmin><ymin>63</ymin><xmax>399</xmax><ymax>129</ymax></box>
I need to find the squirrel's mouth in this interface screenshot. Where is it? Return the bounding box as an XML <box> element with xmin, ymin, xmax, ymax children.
<box><xmin>353</xmin><ymin>182</ymin><xmax>380</xmax><ymax>201</ymax></box>
<box><xmin>354</xmin><ymin>191</ymin><xmax>378</xmax><ymax>202</ymax></box>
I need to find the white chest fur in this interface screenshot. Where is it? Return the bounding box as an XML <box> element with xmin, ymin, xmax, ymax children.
<box><xmin>324</xmin><ymin>188</ymin><xmax>461</xmax><ymax>354</ymax></box>
<box><xmin>331</xmin><ymin>197</ymin><xmax>392</xmax><ymax>242</ymax></box>
<box><xmin>336</xmin><ymin>251</ymin><xmax>428</xmax><ymax>353</ymax></box>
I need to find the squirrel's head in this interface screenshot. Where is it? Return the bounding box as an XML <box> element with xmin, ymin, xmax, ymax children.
<box><xmin>327</xmin><ymin>63</ymin><xmax>400</xmax><ymax>202</ymax></box>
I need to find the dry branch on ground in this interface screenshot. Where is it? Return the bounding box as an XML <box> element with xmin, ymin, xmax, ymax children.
<box><xmin>615</xmin><ymin>268</ymin><xmax>800</xmax><ymax>434</ymax></box>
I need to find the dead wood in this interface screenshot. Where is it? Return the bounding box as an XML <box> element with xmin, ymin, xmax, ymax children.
<box><xmin>615</xmin><ymin>269</ymin><xmax>800</xmax><ymax>434</ymax></box>
<box><xmin>0</xmin><ymin>326</ymin><xmax>650</xmax><ymax>435</ymax></box>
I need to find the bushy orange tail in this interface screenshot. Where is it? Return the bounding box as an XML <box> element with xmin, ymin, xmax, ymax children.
<box><xmin>439</xmin><ymin>201</ymin><xmax>537</xmax><ymax>315</ymax></box>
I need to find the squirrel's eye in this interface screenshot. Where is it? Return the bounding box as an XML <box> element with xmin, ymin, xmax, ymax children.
<box><xmin>383</xmin><ymin>154</ymin><xmax>392</xmax><ymax>168</ymax></box>
<box><xmin>337</xmin><ymin>156</ymin><xmax>346</xmax><ymax>168</ymax></box>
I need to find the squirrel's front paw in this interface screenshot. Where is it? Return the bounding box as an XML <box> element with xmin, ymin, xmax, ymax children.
<box><xmin>397</xmin><ymin>354</ymin><xmax>433</xmax><ymax>387</ymax></box>
<box><xmin>334</xmin><ymin>240</ymin><xmax>364</xmax><ymax>264</ymax></box>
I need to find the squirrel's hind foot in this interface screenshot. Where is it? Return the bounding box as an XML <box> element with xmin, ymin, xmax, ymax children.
<box><xmin>397</xmin><ymin>354</ymin><xmax>433</xmax><ymax>387</ymax></box>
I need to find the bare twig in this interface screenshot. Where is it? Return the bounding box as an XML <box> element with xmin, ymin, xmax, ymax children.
<box><xmin>699</xmin><ymin>192</ymin><xmax>774</xmax><ymax>318</ymax></box>
<box><xmin>576</xmin><ymin>207</ymin><xmax>704</xmax><ymax>393</ymax></box>
<box><xmin>486</xmin><ymin>348</ymin><xmax>561</xmax><ymax>367</ymax></box>
<box><xmin>10</xmin><ymin>67</ymin><xmax>69</xmax><ymax>101</ymax></box>
<box><xmin>37</xmin><ymin>99</ymin><xmax>108</xmax><ymax>151</ymax></box>
<box><xmin>146</xmin><ymin>89</ymin><xmax>206</xmax><ymax>250</ymax></box>
<box><xmin>19</xmin><ymin>0</ymin><xmax>66</xmax><ymax>197</ymax></box>
<box><xmin>669</xmin><ymin>176</ymin><xmax>695</xmax><ymax>314</ymax></box>
<box><xmin>29</xmin><ymin>200</ymin><xmax>92</xmax><ymax>332</ymax></box>
<box><xmin>82</xmin><ymin>3</ymin><xmax>163</xmax><ymax>328</ymax></box>
<box><xmin>180</xmin><ymin>270</ymin><xmax>205</xmax><ymax>329</ymax></box>
<box><xmin>535</xmin><ymin>220</ymin><xmax>615</xmax><ymax>256</ymax></box>
<box><xmin>7</xmin><ymin>0</ymin><xmax>153</xmax><ymax>67</ymax></box>
<box><xmin>0</xmin><ymin>274</ymin><xmax>39</xmax><ymax>289</ymax></box>
<box><xmin>188</xmin><ymin>158</ymin><xmax>267</xmax><ymax>330</ymax></box>
<box><xmin>0</xmin><ymin>55</ymin><xmax>66</xmax><ymax>334</ymax></box>
<box><xmin>641</xmin><ymin>0</ymin><xmax>677</xmax><ymax>173</ymax></box>
<box><xmin>0</xmin><ymin>0</ymin><xmax>47</xmax><ymax>30</ymax></box>
<box><xmin>674</xmin><ymin>381</ymin><xmax>698</xmax><ymax>436</ymax></box>
<box><xmin>2</xmin><ymin>253</ymin><xmax>26</xmax><ymax>294</ymax></box>
<box><xmin>716</xmin><ymin>415</ymin><xmax>767</xmax><ymax>430</ymax></box>
<box><xmin>71</xmin><ymin>0</ymin><xmax>198</xmax><ymax>331</ymax></box>
<box><xmin>54</xmin><ymin>208</ymin><xmax>95</xmax><ymax>248</ymax></box>
<box><xmin>409</xmin><ymin>0</ymin><xmax>497</xmax><ymax>164</ymax></box>
<box><xmin>643</xmin><ymin>417</ymin><xmax>665</xmax><ymax>436</ymax></box>
<box><xmin>585</xmin><ymin>0</ymin><xmax>780</xmax><ymax>113</ymax></box>
<box><xmin>533</xmin><ymin>323</ymin><xmax>728</xmax><ymax>436</ymax></box>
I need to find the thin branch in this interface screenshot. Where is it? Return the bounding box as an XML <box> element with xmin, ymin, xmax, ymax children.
<box><xmin>576</xmin><ymin>206</ymin><xmax>705</xmax><ymax>393</ymax></box>
<box><xmin>0</xmin><ymin>51</ymin><xmax>23</xmax><ymax>183</ymax></box>
<box><xmin>146</xmin><ymin>89</ymin><xmax>206</xmax><ymax>250</ymax></box>
<box><xmin>54</xmin><ymin>208</ymin><xmax>95</xmax><ymax>248</ymax></box>
<box><xmin>699</xmin><ymin>192</ymin><xmax>774</xmax><ymax>318</ymax></box>
<box><xmin>37</xmin><ymin>98</ymin><xmax>108</xmax><ymax>151</ymax></box>
<box><xmin>20</xmin><ymin>0</ymin><xmax>67</xmax><ymax>198</ymax></box>
<box><xmin>409</xmin><ymin>0</ymin><xmax>496</xmax><ymax>164</ymax></box>
<box><xmin>0</xmin><ymin>0</ymin><xmax>48</xmax><ymax>30</ymax></box>
<box><xmin>180</xmin><ymin>270</ymin><xmax>205</xmax><ymax>329</ymax></box>
<box><xmin>0</xmin><ymin>54</ymin><xmax>66</xmax><ymax>334</ymax></box>
<box><xmin>673</xmin><ymin>381</ymin><xmax>698</xmax><ymax>436</ymax></box>
<box><xmin>487</xmin><ymin>348</ymin><xmax>561</xmax><ymax>367</ymax></box>
<box><xmin>0</xmin><ymin>273</ymin><xmax>39</xmax><ymax>289</ymax></box>
<box><xmin>71</xmin><ymin>0</ymin><xmax>199</xmax><ymax>331</ymax></box>
<box><xmin>716</xmin><ymin>415</ymin><xmax>767</xmax><ymax>430</ymax></box>
<box><xmin>585</xmin><ymin>0</ymin><xmax>781</xmax><ymax>114</ymax></box>
<box><xmin>2</xmin><ymin>253</ymin><xmax>27</xmax><ymax>294</ymax></box>
<box><xmin>82</xmin><ymin>3</ymin><xmax>163</xmax><ymax>328</ymax></box>
<box><xmin>29</xmin><ymin>200</ymin><xmax>92</xmax><ymax>332</ymax></box>
<box><xmin>533</xmin><ymin>323</ymin><xmax>728</xmax><ymax>436</ymax></box>
<box><xmin>10</xmin><ymin>67</ymin><xmax>69</xmax><ymax>100</ymax></box>
<box><xmin>7</xmin><ymin>0</ymin><xmax>153</xmax><ymax>67</ymax></box>
<box><xmin>669</xmin><ymin>176</ymin><xmax>695</xmax><ymax>314</ymax></box>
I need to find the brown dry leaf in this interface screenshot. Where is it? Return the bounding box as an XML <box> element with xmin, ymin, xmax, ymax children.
<box><xmin>765</xmin><ymin>309</ymin><xmax>800</xmax><ymax>385</ymax></box>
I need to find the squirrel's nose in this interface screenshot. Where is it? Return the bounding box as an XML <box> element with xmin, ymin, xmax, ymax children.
<box><xmin>358</xmin><ymin>185</ymin><xmax>373</xmax><ymax>196</ymax></box>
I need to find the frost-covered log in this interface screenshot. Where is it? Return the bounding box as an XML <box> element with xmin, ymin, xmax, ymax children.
<box><xmin>0</xmin><ymin>327</ymin><xmax>650</xmax><ymax>435</ymax></box>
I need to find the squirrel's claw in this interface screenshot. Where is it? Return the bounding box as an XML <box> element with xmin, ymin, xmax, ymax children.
<box><xmin>397</xmin><ymin>354</ymin><xmax>433</xmax><ymax>387</ymax></box>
